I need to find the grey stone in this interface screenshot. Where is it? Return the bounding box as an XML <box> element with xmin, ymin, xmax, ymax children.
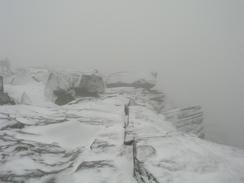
<box><xmin>0</xmin><ymin>76</ymin><xmax>3</xmax><ymax>93</ymax></box>
<box><xmin>77</xmin><ymin>74</ymin><xmax>105</xmax><ymax>94</ymax></box>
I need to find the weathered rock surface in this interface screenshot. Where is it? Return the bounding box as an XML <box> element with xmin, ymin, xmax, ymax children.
<box><xmin>45</xmin><ymin>72</ymin><xmax>105</xmax><ymax>105</ymax></box>
<box><xmin>0</xmin><ymin>92</ymin><xmax>15</xmax><ymax>105</ymax></box>
<box><xmin>76</xmin><ymin>74</ymin><xmax>105</xmax><ymax>95</ymax></box>
<box><xmin>106</xmin><ymin>72</ymin><xmax>157</xmax><ymax>90</ymax></box>
<box><xmin>1</xmin><ymin>69</ymin><xmax>244</xmax><ymax>183</ymax></box>
<box><xmin>134</xmin><ymin>135</ymin><xmax>244</xmax><ymax>183</ymax></box>
<box><xmin>0</xmin><ymin>94</ymin><xmax>136</xmax><ymax>183</ymax></box>
<box><xmin>0</xmin><ymin>76</ymin><xmax>15</xmax><ymax>105</ymax></box>
<box><xmin>164</xmin><ymin>106</ymin><xmax>204</xmax><ymax>138</ymax></box>
<box><xmin>45</xmin><ymin>72</ymin><xmax>73</xmax><ymax>101</ymax></box>
<box><xmin>53</xmin><ymin>89</ymin><xmax>75</xmax><ymax>105</ymax></box>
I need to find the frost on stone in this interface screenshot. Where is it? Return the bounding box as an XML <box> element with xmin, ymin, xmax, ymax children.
<box><xmin>106</xmin><ymin>72</ymin><xmax>157</xmax><ymax>90</ymax></box>
<box><xmin>0</xmin><ymin>67</ymin><xmax>244</xmax><ymax>183</ymax></box>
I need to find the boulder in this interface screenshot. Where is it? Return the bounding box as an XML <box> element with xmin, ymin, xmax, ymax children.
<box><xmin>76</xmin><ymin>74</ymin><xmax>105</xmax><ymax>96</ymax></box>
<box><xmin>44</xmin><ymin>72</ymin><xmax>72</xmax><ymax>101</ymax></box>
<box><xmin>45</xmin><ymin>72</ymin><xmax>105</xmax><ymax>104</ymax></box>
<box><xmin>53</xmin><ymin>89</ymin><xmax>75</xmax><ymax>105</ymax></box>
<box><xmin>106</xmin><ymin>72</ymin><xmax>157</xmax><ymax>90</ymax></box>
<box><xmin>0</xmin><ymin>76</ymin><xmax>15</xmax><ymax>105</ymax></box>
<box><xmin>0</xmin><ymin>93</ymin><xmax>15</xmax><ymax>105</ymax></box>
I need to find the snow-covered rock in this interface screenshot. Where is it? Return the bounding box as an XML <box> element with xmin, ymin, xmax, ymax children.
<box><xmin>0</xmin><ymin>95</ymin><xmax>136</xmax><ymax>183</ymax></box>
<box><xmin>45</xmin><ymin>72</ymin><xmax>105</xmax><ymax>104</ymax></box>
<box><xmin>135</xmin><ymin>135</ymin><xmax>244</xmax><ymax>183</ymax></box>
<box><xmin>44</xmin><ymin>72</ymin><xmax>74</xmax><ymax>101</ymax></box>
<box><xmin>29</xmin><ymin>68</ymin><xmax>49</xmax><ymax>83</ymax></box>
<box><xmin>5</xmin><ymin>82</ymin><xmax>50</xmax><ymax>106</ymax></box>
<box><xmin>9</xmin><ymin>68</ymin><xmax>36</xmax><ymax>85</ymax></box>
<box><xmin>0</xmin><ymin>92</ymin><xmax>15</xmax><ymax>105</ymax></box>
<box><xmin>77</xmin><ymin>74</ymin><xmax>105</xmax><ymax>94</ymax></box>
<box><xmin>0</xmin><ymin>69</ymin><xmax>243</xmax><ymax>183</ymax></box>
<box><xmin>164</xmin><ymin>106</ymin><xmax>204</xmax><ymax>138</ymax></box>
<box><xmin>0</xmin><ymin>76</ymin><xmax>15</xmax><ymax>105</ymax></box>
<box><xmin>106</xmin><ymin>72</ymin><xmax>157</xmax><ymax>89</ymax></box>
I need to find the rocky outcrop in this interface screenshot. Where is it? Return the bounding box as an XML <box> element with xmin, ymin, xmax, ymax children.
<box><xmin>45</xmin><ymin>72</ymin><xmax>105</xmax><ymax>105</ymax></box>
<box><xmin>45</xmin><ymin>72</ymin><xmax>73</xmax><ymax>101</ymax></box>
<box><xmin>133</xmin><ymin>141</ymin><xmax>160</xmax><ymax>183</ymax></box>
<box><xmin>1</xmin><ymin>74</ymin><xmax>244</xmax><ymax>183</ymax></box>
<box><xmin>76</xmin><ymin>74</ymin><xmax>105</xmax><ymax>96</ymax></box>
<box><xmin>0</xmin><ymin>76</ymin><xmax>15</xmax><ymax>105</ymax></box>
<box><xmin>0</xmin><ymin>93</ymin><xmax>15</xmax><ymax>105</ymax></box>
<box><xmin>0</xmin><ymin>133</ymin><xmax>81</xmax><ymax>183</ymax></box>
<box><xmin>163</xmin><ymin>106</ymin><xmax>204</xmax><ymax>138</ymax></box>
<box><xmin>106</xmin><ymin>72</ymin><xmax>157</xmax><ymax>90</ymax></box>
<box><xmin>53</xmin><ymin>89</ymin><xmax>75</xmax><ymax>105</ymax></box>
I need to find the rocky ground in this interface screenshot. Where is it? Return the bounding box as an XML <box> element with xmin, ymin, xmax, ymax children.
<box><xmin>0</xmin><ymin>68</ymin><xmax>244</xmax><ymax>183</ymax></box>
<box><xmin>0</xmin><ymin>93</ymin><xmax>135</xmax><ymax>183</ymax></box>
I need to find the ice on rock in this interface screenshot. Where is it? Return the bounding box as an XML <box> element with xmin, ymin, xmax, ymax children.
<box><xmin>0</xmin><ymin>69</ymin><xmax>244</xmax><ymax>183</ymax></box>
<box><xmin>45</xmin><ymin>72</ymin><xmax>73</xmax><ymax>101</ymax></box>
<box><xmin>0</xmin><ymin>76</ymin><xmax>15</xmax><ymax>105</ymax></box>
<box><xmin>106</xmin><ymin>71</ymin><xmax>157</xmax><ymax>89</ymax></box>
<box><xmin>5</xmin><ymin>82</ymin><xmax>49</xmax><ymax>106</ymax></box>
<box><xmin>164</xmin><ymin>106</ymin><xmax>204</xmax><ymax>138</ymax></box>
<box><xmin>78</xmin><ymin>74</ymin><xmax>105</xmax><ymax>94</ymax></box>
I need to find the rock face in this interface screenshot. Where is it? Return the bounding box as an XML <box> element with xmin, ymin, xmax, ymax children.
<box><xmin>53</xmin><ymin>89</ymin><xmax>75</xmax><ymax>105</ymax></box>
<box><xmin>76</xmin><ymin>74</ymin><xmax>105</xmax><ymax>96</ymax></box>
<box><xmin>106</xmin><ymin>72</ymin><xmax>157</xmax><ymax>90</ymax></box>
<box><xmin>45</xmin><ymin>72</ymin><xmax>73</xmax><ymax>102</ymax></box>
<box><xmin>1</xmin><ymin>70</ymin><xmax>244</xmax><ymax>183</ymax></box>
<box><xmin>0</xmin><ymin>93</ymin><xmax>15</xmax><ymax>105</ymax></box>
<box><xmin>45</xmin><ymin>72</ymin><xmax>105</xmax><ymax>105</ymax></box>
<box><xmin>163</xmin><ymin>106</ymin><xmax>204</xmax><ymax>138</ymax></box>
<box><xmin>0</xmin><ymin>76</ymin><xmax>15</xmax><ymax>105</ymax></box>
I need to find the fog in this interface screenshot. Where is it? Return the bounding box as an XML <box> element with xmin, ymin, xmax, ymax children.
<box><xmin>0</xmin><ymin>0</ymin><xmax>244</xmax><ymax>148</ymax></box>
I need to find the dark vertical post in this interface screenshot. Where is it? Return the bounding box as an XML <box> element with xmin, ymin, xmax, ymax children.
<box><xmin>123</xmin><ymin>130</ymin><xmax>126</xmax><ymax>145</ymax></box>
<box><xmin>0</xmin><ymin>76</ymin><xmax>3</xmax><ymax>93</ymax></box>
<box><xmin>133</xmin><ymin>138</ymin><xmax>136</xmax><ymax>177</ymax></box>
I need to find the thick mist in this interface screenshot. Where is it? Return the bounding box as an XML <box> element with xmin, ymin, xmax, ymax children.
<box><xmin>1</xmin><ymin>0</ymin><xmax>244</xmax><ymax>148</ymax></box>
